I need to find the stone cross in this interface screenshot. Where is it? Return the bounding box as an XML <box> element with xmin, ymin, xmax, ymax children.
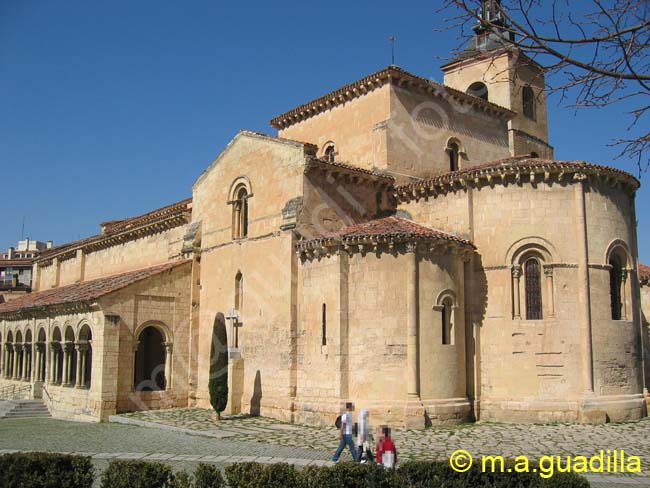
<box><xmin>225</xmin><ymin>307</ymin><xmax>241</xmax><ymax>349</ymax></box>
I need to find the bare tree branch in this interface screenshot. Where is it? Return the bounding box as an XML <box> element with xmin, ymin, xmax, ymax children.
<box><xmin>441</xmin><ymin>0</ymin><xmax>650</xmax><ymax>175</ymax></box>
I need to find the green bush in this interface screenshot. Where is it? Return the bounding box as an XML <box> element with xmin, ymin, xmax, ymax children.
<box><xmin>194</xmin><ymin>463</ymin><xmax>225</xmax><ymax>488</ymax></box>
<box><xmin>0</xmin><ymin>452</ymin><xmax>94</xmax><ymax>488</ymax></box>
<box><xmin>209</xmin><ymin>315</ymin><xmax>229</xmax><ymax>420</ymax></box>
<box><xmin>101</xmin><ymin>459</ymin><xmax>174</xmax><ymax>488</ymax></box>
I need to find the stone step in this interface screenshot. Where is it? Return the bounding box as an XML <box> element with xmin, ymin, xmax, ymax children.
<box><xmin>0</xmin><ymin>400</ymin><xmax>50</xmax><ymax>419</ymax></box>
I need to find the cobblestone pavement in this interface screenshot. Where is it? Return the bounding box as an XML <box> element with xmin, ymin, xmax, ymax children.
<box><xmin>119</xmin><ymin>408</ymin><xmax>650</xmax><ymax>467</ymax></box>
<box><xmin>2</xmin><ymin>413</ymin><xmax>650</xmax><ymax>487</ymax></box>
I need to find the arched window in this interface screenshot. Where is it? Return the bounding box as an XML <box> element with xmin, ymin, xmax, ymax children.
<box><xmin>324</xmin><ymin>144</ymin><xmax>336</xmax><ymax>163</ymax></box>
<box><xmin>36</xmin><ymin>328</ymin><xmax>47</xmax><ymax>383</ymax></box>
<box><xmin>610</xmin><ymin>255</ymin><xmax>624</xmax><ymax>320</ymax></box>
<box><xmin>523</xmin><ymin>86</ymin><xmax>536</xmax><ymax>120</ymax></box>
<box><xmin>134</xmin><ymin>326</ymin><xmax>167</xmax><ymax>391</ymax></box>
<box><xmin>232</xmin><ymin>186</ymin><xmax>249</xmax><ymax>239</ymax></box>
<box><xmin>15</xmin><ymin>331</ymin><xmax>23</xmax><ymax>380</ymax></box>
<box><xmin>524</xmin><ymin>258</ymin><xmax>543</xmax><ymax>320</ymax></box>
<box><xmin>441</xmin><ymin>297</ymin><xmax>454</xmax><ymax>345</ymax></box>
<box><xmin>5</xmin><ymin>331</ymin><xmax>13</xmax><ymax>380</ymax></box>
<box><xmin>530</xmin><ymin>151</ymin><xmax>539</xmax><ymax>158</ymax></box>
<box><xmin>447</xmin><ymin>142</ymin><xmax>460</xmax><ymax>172</ymax></box>
<box><xmin>24</xmin><ymin>330</ymin><xmax>32</xmax><ymax>381</ymax></box>
<box><xmin>50</xmin><ymin>327</ymin><xmax>63</xmax><ymax>384</ymax></box>
<box><xmin>467</xmin><ymin>81</ymin><xmax>489</xmax><ymax>101</ymax></box>
<box><xmin>78</xmin><ymin>324</ymin><xmax>93</xmax><ymax>389</ymax></box>
<box><xmin>63</xmin><ymin>326</ymin><xmax>76</xmax><ymax>387</ymax></box>
<box><xmin>322</xmin><ymin>304</ymin><xmax>327</xmax><ymax>347</ymax></box>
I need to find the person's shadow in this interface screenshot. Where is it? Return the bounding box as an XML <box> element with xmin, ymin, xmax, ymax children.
<box><xmin>250</xmin><ymin>370</ymin><xmax>262</xmax><ymax>416</ymax></box>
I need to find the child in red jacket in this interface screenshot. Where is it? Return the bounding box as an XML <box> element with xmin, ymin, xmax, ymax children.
<box><xmin>376</xmin><ymin>426</ymin><xmax>397</xmax><ymax>468</ymax></box>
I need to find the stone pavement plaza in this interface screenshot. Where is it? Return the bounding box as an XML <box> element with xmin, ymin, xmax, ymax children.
<box><xmin>1</xmin><ymin>409</ymin><xmax>650</xmax><ymax>487</ymax></box>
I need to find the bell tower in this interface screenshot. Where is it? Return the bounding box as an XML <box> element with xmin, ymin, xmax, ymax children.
<box><xmin>441</xmin><ymin>0</ymin><xmax>553</xmax><ymax>159</ymax></box>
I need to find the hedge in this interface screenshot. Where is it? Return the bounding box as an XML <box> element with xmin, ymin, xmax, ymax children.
<box><xmin>100</xmin><ymin>460</ymin><xmax>224</xmax><ymax>488</ymax></box>
<box><xmin>224</xmin><ymin>460</ymin><xmax>590</xmax><ymax>488</ymax></box>
<box><xmin>0</xmin><ymin>452</ymin><xmax>94</xmax><ymax>488</ymax></box>
<box><xmin>0</xmin><ymin>453</ymin><xmax>589</xmax><ymax>488</ymax></box>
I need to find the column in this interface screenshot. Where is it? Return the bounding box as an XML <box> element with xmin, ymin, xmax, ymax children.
<box><xmin>23</xmin><ymin>344</ymin><xmax>29</xmax><ymax>381</ymax></box>
<box><xmin>405</xmin><ymin>243</ymin><xmax>419</xmax><ymax>399</ymax></box>
<box><xmin>79</xmin><ymin>345</ymin><xmax>88</xmax><ymax>387</ymax></box>
<box><xmin>74</xmin><ymin>344</ymin><xmax>82</xmax><ymax>387</ymax></box>
<box><xmin>512</xmin><ymin>265</ymin><xmax>522</xmax><ymax>319</ymax></box>
<box><xmin>574</xmin><ymin>175</ymin><xmax>594</xmax><ymax>394</ymax></box>
<box><xmin>544</xmin><ymin>266</ymin><xmax>555</xmax><ymax>318</ymax></box>
<box><xmin>4</xmin><ymin>345</ymin><xmax>10</xmax><ymax>378</ymax></box>
<box><xmin>63</xmin><ymin>343</ymin><xmax>72</xmax><ymax>386</ymax></box>
<box><xmin>48</xmin><ymin>343</ymin><xmax>56</xmax><ymax>384</ymax></box>
<box><xmin>163</xmin><ymin>342</ymin><xmax>173</xmax><ymax>390</ymax></box>
<box><xmin>13</xmin><ymin>344</ymin><xmax>21</xmax><ymax>380</ymax></box>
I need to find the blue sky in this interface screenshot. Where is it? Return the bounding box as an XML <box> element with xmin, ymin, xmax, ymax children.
<box><xmin>1</xmin><ymin>1</ymin><xmax>648</xmax><ymax>263</ymax></box>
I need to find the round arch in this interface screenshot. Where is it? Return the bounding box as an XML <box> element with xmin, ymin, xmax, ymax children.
<box><xmin>227</xmin><ymin>176</ymin><xmax>253</xmax><ymax>203</ymax></box>
<box><xmin>505</xmin><ymin>236</ymin><xmax>558</xmax><ymax>266</ymax></box>
<box><xmin>467</xmin><ymin>81</ymin><xmax>489</xmax><ymax>101</ymax></box>
<box><xmin>604</xmin><ymin>239</ymin><xmax>632</xmax><ymax>266</ymax></box>
<box><xmin>134</xmin><ymin>322</ymin><xmax>171</xmax><ymax>391</ymax></box>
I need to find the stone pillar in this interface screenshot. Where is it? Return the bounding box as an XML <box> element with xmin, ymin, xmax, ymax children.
<box><xmin>4</xmin><ymin>344</ymin><xmax>10</xmax><ymax>379</ymax></box>
<box><xmin>574</xmin><ymin>175</ymin><xmax>594</xmax><ymax>395</ymax></box>
<box><xmin>34</xmin><ymin>343</ymin><xmax>43</xmax><ymax>382</ymax></box>
<box><xmin>48</xmin><ymin>343</ymin><xmax>57</xmax><ymax>384</ymax></box>
<box><xmin>163</xmin><ymin>342</ymin><xmax>173</xmax><ymax>390</ymax></box>
<box><xmin>63</xmin><ymin>342</ymin><xmax>73</xmax><ymax>386</ymax></box>
<box><xmin>13</xmin><ymin>344</ymin><xmax>22</xmax><ymax>380</ymax></box>
<box><xmin>512</xmin><ymin>265</ymin><xmax>522</xmax><ymax>319</ymax></box>
<box><xmin>544</xmin><ymin>266</ymin><xmax>555</xmax><ymax>318</ymax></box>
<box><xmin>74</xmin><ymin>343</ymin><xmax>83</xmax><ymax>388</ymax></box>
<box><xmin>22</xmin><ymin>344</ymin><xmax>28</xmax><ymax>380</ymax></box>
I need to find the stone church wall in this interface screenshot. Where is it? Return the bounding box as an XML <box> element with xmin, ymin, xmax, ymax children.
<box><xmin>400</xmin><ymin>176</ymin><xmax>643</xmax><ymax>422</ymax></box>
<box><xmin>279</xmin><ymin>85</ymin><xmax>391</xmax><ymax>170</ymax></box>
<box><xmin>192</xmin><ymin>133</ymin><xmax>308</xmax><ymax>421</ymax></box>
<box><xmin>36</xmin><ymin>225</ymin><xmax>187</xmax><ymax>290</ymax></box>
<box><xmin>97</xmin><ymin>261</ymin><xmax>192</xmax><ymax>415</ymax></box>
<box><xmin>388</xmin><ymin>85</ymin><xmax>510</xmax><ymax>181</ymax></box>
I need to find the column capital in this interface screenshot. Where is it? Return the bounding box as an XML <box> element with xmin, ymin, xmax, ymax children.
<box><xmin>63</xmin><ymin>341</ymin><xmax>75</xmax><ymax>353</ymax></box>
<box><xmin>163</xmin><ymin>342</ymin><xmax>174</xmax><ymax>353</ymax></box>
<box><xmin>543</xmin><ymin>265</ymin><xmax>554</xmax><ymax>277</ymax></box>
<box><xmin>512</xmin><ymin>264</ymin><xmax>522</xmax><ymax>279</ymax></box>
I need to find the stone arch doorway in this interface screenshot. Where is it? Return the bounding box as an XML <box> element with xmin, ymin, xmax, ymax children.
<box><xmin>134</xmin><ymin>325</ymin><xmax>168</xmax><ymax>391</ymax></box>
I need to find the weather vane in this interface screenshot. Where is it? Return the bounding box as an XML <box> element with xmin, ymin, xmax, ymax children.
<box><xmin>389</xmin><ymin>35</ymin><xmax>396</xmax><ymax>65</ymax></box>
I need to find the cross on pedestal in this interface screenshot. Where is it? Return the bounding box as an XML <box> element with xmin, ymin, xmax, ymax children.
<box><xmin>225</xmin><ymin>307</ymin><xmax>241</xmax><ymax>349</ymax></box>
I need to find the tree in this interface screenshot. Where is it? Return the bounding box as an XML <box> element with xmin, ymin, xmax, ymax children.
<box><xmin>208</xmin><ymin>314</ymin><xmax>228</xmax><ymax>421</ymax></box>
<box><xmin>441</xmin><ymin>0</ymin><xmax>650</xmax><ymax>174</ymax></box>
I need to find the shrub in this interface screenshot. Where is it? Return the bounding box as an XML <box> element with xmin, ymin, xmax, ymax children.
<box><xmin>209</xmin><ymin>314</ymin><xmax>229</xmax><ymax>420</ymax></box>
<box><xmin>0</xmin><ymin>452</ymin><xmax>94</xmax><ymax>488</ymax></box>
<box><xmin>194</xmin><ymin>463</ymin><xmax>225</xmax><ymax>488</ymax></box>
<box><xmin>101</xmin><ymin>459</ymin><xmax>174</xmax><ymax>488</ymax></box>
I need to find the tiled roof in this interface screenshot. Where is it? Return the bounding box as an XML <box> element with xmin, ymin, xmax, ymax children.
<box><xmin>0</xmin><ymin>261</ymin><xmax>189</xmax><ymax>316</ymax></box>
<box><xmin>297</xmin><ymin>216</ymin><xmax>473</xmax><ymax>250</ymax></box>
<box><xmin>270</xmin><ymin>65</ymin><xmax>515</xmax><ymax>129</ymax></box>
<box><xmin>395</xmin><ymin>156</ymin><xmax>640</xmax><ymax>200</ymax></box>
<box><xmin>640</xmin><ymin>264</ymin><xmax>650</xmax><ymax>286</ymax></box>
<box><xmin>101</xmin><ymin>198</ymin><xmax>192</xmax><ymax>234</ymax></box>
<box><xmin>305</xmin><ymin>157</ymin><xmax>394</xmax><ymax>182</ymax></box>
<box><xmin>38</xmin><ymin>198</ymin><xmax>192</xmax><ymax>262</ymax></box>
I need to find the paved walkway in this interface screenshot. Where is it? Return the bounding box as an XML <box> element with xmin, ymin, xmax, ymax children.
<box><xmin>1</xmin><ymin>412</ymin><xmax>650</xmax><ymax>486</ymax></box>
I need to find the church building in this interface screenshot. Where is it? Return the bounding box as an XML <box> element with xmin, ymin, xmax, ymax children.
<box><xmin>1</xmin><ymin>4</ymin><xmax>648</xmax><ymax>427</ymax></box>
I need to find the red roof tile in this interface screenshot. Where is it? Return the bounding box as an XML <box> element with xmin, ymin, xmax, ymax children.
<box><xmin>640</xmin><ymin>264</ymin><xmax>650</xmax><ymax>285</ymax></box>
<box><xmin>38</xmin><ymin>198</ymin><xmax>192</xmax><ymax>261</ymax></box>
<box><xmin>306</xmin><ymin>157</ymin><xmax>394</xmax><ymax>182</ymax></box>
<box><xmin>0</xmin><ymin>261</ymin><xmax>189</xmax><ymax>316</ymax></box>
<box><xmin>298</xmin><ymin>216</ymin><xmax>473</xmax><ymax>249</ymax></box>
<box><xmin>395</xmin><ymin>156</ymin><xmax>640</xmax><ymax>197</ymax></box>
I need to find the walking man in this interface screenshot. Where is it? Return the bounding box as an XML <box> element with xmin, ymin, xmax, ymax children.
<box><xmin>332</xmin><ymin>402</ymin><xmax>358</xmax><ymax>462</ymax></box>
